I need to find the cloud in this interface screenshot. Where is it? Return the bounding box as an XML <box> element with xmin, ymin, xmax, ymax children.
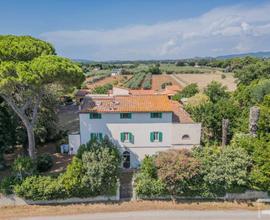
<box><xmin>40</xmin><ymin>3</ymin><xmax>270</xmax><ymax>60</ymax></box>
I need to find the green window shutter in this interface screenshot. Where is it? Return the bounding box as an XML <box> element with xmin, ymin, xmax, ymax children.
<box><xmin>120</xmin><ymin>132</ymin><xmax>125</xmax><ymax>142</ymax></box>
<box><xmin>159</xmin><ymin>132</ymin><xmax>163</xmax><ymax>142</ymax></box>
<box><xmin>150</xmin><ymin>113</ymin><xmax>154</xmax><ymax>118</ymax></box>
<box><xmin>129</xmin><ymin>133</ymin><xmax>134</xmax><ymax>143</ymax></box>
<box><xmin>150</xmin><ymin>132</ymin><xmax>154</xmax><ymax>142</ymax></box>
<box><xmin>98</xmin><ymin>133</ymin><xmax>103</xmax><ymax>140</ymax></box>
<box><xmin>128</xmin><ymin>113</ymin><xmax>132</xmax><ymax>119</ymax></box>
<box><xmin>159</xmin><ymin>113</ymin><xmax>162</xmax><ymax>118</ymax></box>
<box><xmin>99</xmin><ymin>113</ymin><xmax>102</xmax><ymax>119</ymax></box>
<box><xmin>89</xmin><ymin>113</ymin><xmax>93</xmax><ymax>119</ymax></box>
<box><xmin>120</xmin><ymin>113</ymin><xmax>123</xmax><ymax>119</ymax></box>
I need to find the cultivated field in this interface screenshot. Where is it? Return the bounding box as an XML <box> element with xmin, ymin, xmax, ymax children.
<box><xmin>174</xmin><ymin>72</ymin><xmax>237</xmax><ymax>91</ymax></box>
<box><xmin>152</xmin><ymin>74</ymin><xmax>183</xmax><ymax>91</ymax></box>
<box><xmin>85</xmin><ymin>75</ymin><xmax>129</xmax><ymax>90</ymax></box>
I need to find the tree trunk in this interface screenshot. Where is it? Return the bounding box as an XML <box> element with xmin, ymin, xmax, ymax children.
<box><xmin>249</xmin><ymin>106</ymin><xmax>260</xmax><ymax>137</ymax></box>
<box><xmin>222</xmin><ymin>119</ymin><xmax>229</xmax><ymax>147</ymax></box>
<box><xmin>25</xmin><ymin>123</ymin><xmax>36</xmax><ymax>159</ymax></box>
<box><xmin>0</xmin><ymin>94</ymin><xmax>37</xmax><ymax>159</ymax></box>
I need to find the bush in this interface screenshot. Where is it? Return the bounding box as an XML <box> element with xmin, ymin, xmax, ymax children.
<box><xmin>195</xmin><ymin>145</ymin><xmax>251</xmax><ymax>194</ymax></box>
<box><xmin>14</xmin><ymin>176</ymin><xmax>63</xmax><ymax>200</ymax></box>
<box><xmin>155</xmin><ymin>149</ymin><xmax>201</xmax><ymax>196</ymax></box>
<box><xmin>135</xmin><ymin>174</ymin><xmax>166</xmax><ymax>197</ymax></box>
<box><xmin>15</xmin><ymin>138</ymin><xmax>121</xmax><ymax>200</ymax></box>
<box><xmin>172</xmin><ymin>83</ymin><xmax>199</xmax><ymax>101</ymax></box>
<box><xmin>0</xmin><ymin>176</ymin><xmax>21</xmax><ymax>195</ymax></box>
<box><xmin>36</xmin><ymin>154</ymin><xmax>53</xmax><ymax>172</ymax></box>
<box><xmin>12</xmin><ymin>156</ymin><xmax>36</xmax><ymax>180</ymax></box>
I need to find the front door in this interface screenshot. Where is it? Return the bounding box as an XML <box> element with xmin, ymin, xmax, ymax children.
<box><xmin>122</xmin><ymin>151</ymin><xmax>130</xmax><ymax>169</ymax></box>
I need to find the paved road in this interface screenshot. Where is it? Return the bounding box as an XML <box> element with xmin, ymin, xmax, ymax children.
<box><xmin>20</xmin><ymin>210</ymin><xmax>270</xmax><ymax>220</ymax></box>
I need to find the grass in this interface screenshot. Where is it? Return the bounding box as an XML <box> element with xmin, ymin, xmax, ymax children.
<box><xmin>0</xmin><ymin>200</ymin><xmax>269</xmax><ymax>219</ymax></box>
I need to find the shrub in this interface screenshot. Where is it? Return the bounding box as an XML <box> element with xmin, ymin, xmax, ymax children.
<box><xmin>155</xmin><ymin>149</ymin><xmax>201</xmax><ymax>196</ymax></box>
<box><xmin>58</xmin><ymin>157</ymin><xmax>85</xmax><ymax>197</ymax></box>
<box><xmin>15</xmin><ymin>138</ymin><xmax>121</xmax><ymax>200</ymax></box>
<box><xmin>202</xmin><ymin>146</ymin><xmax>251</xmax><ymax>193</ymax></box>
<box><xmin>135</xmin><ymin>174</ymin><xmax>166</xmax><ymax>197</ymax></box>
<box><xmin>14</xmin><ymin>176</ymin><xmax>63</xmax><ymax>200</ymax></box>
<box><xmin>140</xmin><ymin>155</ymin><xmax>157</xmax><ymax>178</ymax></box>
<box><xmin>0</xmin><ymin>176</ymin><xmax>21</xmax><ymax>195</ymax></box>
<box><xmin>172</xmin><ymin>83</ymin><xmax>199</xmax><ymax>101</ymax></box>
<box><xmin>12</xmin><ymin>156</ymin><xmax>36</xmax><ymax>180</ymax></box>
<box><xmin>36</xmin><ymin>154</ymin><xmax>53</xmax><ymax>172</ymax></box>
<box><xmin>221</xmin><ymin>74</ymin><xmax>226</xmax><ymax>79</ymax></box>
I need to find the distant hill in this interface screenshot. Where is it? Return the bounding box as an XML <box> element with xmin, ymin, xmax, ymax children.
<box><xmin>216</xmin><ymin>51</ymin><xmax>270</xmax><ymax>59</ymax></box>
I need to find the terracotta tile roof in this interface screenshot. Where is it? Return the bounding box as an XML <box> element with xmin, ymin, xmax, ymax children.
<box><xmin>80</xmin><ymin>95</ymin><xmax>173</xmax><ymax>113</ymax></box>
<box><xmin>170</xmin><ymin>100</ymin><xmax>194</xmax><ymax>123</ymax></box>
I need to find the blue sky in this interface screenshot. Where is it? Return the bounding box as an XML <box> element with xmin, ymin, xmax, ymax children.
<box><xmin>1</xmin><ymin>0</ymin><xmax>270</xmax><ymax>60</ymax></box>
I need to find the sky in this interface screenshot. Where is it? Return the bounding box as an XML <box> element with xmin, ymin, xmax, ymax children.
<box><xmin>1</xmin><ymin>0</ymin><xmax>270</xmax><ymax>60</ymax></box>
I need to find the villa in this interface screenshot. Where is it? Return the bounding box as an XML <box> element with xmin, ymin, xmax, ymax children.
<box><xmin>69</xmin><ymin>89</ymin><xmax>201</xmax><ymax>169</ymax></box>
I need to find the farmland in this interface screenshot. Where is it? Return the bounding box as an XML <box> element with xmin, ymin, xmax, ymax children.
<box><xmin>152</xmin><ymin>74</ymin><xmax>183</xmax><ymax>91</ymax></box>
<box><xmin>79</xmin><ymin>63</ymin><xmax>236</xmax><ymax>92</ymax></box>
<box><xmin>173</xmin><ymin>72</ymin><xmax>237</xmax><ymax>91</ymax></box>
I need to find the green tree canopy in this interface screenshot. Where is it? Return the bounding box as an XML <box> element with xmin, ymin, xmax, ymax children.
<box><xmin>203</xmin><ymin>81</ymin><xmax>229</xmax><ymax>103</ymax></box>
<box><xmin>0</xmin><ymin>35</ymin><xmax>84</xmax><ymax>158</ymax></box>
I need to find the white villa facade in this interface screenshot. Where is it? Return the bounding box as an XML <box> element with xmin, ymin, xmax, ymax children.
<box><xmin>69</xmin><ymin>93</ymin><xmax>201</xmax><ymax>168</ymax></box>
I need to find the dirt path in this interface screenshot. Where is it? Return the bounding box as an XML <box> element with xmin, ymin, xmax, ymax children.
<box><xmin>1</xmin><ymin>201</ymin><xmax>269</xmax><ymax>220</ymax></box>
<box><xmin>170</xmin><ymin>74</ymin><xmax>188</xmax><ymax>87</ymax></box>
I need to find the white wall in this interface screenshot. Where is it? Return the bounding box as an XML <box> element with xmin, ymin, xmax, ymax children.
<box><xmin>171</xmin><ymin>123</ymin><xmax>201</xmax><ymax>146</ymax></box>
<box><xmin>79</xmin><ymin>112</ymin><xmax>201</xmax><ymax>168</ymax></box>
<box><xmin>68</xmin><ymin>134</ymin><xmax>81</xmax><ymax>154</ymax></box>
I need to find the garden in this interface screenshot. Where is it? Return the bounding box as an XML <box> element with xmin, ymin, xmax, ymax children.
<box><xmin>0</xmin><ymin>137</ymin><xmax>121</xmax><ymax>201</ymax></box>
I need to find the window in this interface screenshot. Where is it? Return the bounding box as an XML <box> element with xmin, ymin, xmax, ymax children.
<box><xmin>150</xmin><ymin>112</ymin><xmax>162</xmax><ymax>118</ymax></box>
<box><xmin>90</xmin><ymin>133</ymin><xmax>103</xmax><ymax>140</ymax></box>
<box><xmin>150</xmin><ymin>131</ymin><xmax>163</xmax><ymax>142</ymax></box>
<box><xmin>120</xmin><ymin>113</ymin><xmax>132</xmax><ymax>119</ymax></box>
<box><xmin>122</xmin><ymin>151</ymin><xmax>131</xmax><ymax>169</ymax></box>
<box><xmin>89</xmin><ymin>113</ymin><xmax>102</xmax><ymax>119</ymax></box>
<box><xmin>182</xmin><ymin>134</ymin><xmax>190</xmax><ymax>140</ymax></box>
<box><xmin>120</xmin><ymin>132</ymin><xmax>134</xmax><ymax>143</ymax></box>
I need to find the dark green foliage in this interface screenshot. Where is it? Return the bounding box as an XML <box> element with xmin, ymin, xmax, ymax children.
<box><xmin>203</xmin><ymin>81</ymin><xmax>229</xmax><ymax>103</ymax></box>
<box><xmin>172</xmin><ymin>83</ymin><xmax>199</xmax><ymax>100</ymax></box>
<box><xmin>14</xmin><ymin>138</ymin><xmax>121</xmax><ymax>200</ymax></box>
<box><xmin>186</xmin><ymin>98</ymin><xmax>241</xmax><ymax>143</ymax></box>
<box><xmin>0</xmin><ymin>98</ymin><xmax>17</xmax><ymax>162</ymax></box>
<box><xmin>0</xmin><ymin>176</ymin><xmax>21</xmax><ymax>195</ymax></box>
<box><xmin>36</xmin><ymin>154</ymin><xmax>53</xmax><ymax>172</ymax></box>
<box><xmin>12</xmin><ymin>156</ymin><xmax>37</xmax><ymax>180</ymax></box>
<box><xmin>148</xmin><ymin>65</ymin><xmax>161</xmax><ymax>74</ymax></box>
<box><xmin>235</xmin><ymin>60</ymin><xmax>270</xmax><ymax>85</ymax></box>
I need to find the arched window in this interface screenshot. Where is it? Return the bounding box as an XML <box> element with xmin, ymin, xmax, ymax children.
<box><xmin>182</xmin><ymin>134</ymin><xmax>190</xmax><ymax>140</ymax></box>
<box><xmin>123</xmin><ymin>151</ymin><xmax>130</xmax><ymax>169</ymax></box>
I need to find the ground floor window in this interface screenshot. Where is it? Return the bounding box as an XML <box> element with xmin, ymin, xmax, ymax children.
<box><xmin>90</xmin><ymin>132</ymin><xmax>103</xmax><ymax>140</ymax></box>
<box><xmin>123</xmin><ymin>151</ymin><xmax>131</xmax><ymax>169</ymax></box>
